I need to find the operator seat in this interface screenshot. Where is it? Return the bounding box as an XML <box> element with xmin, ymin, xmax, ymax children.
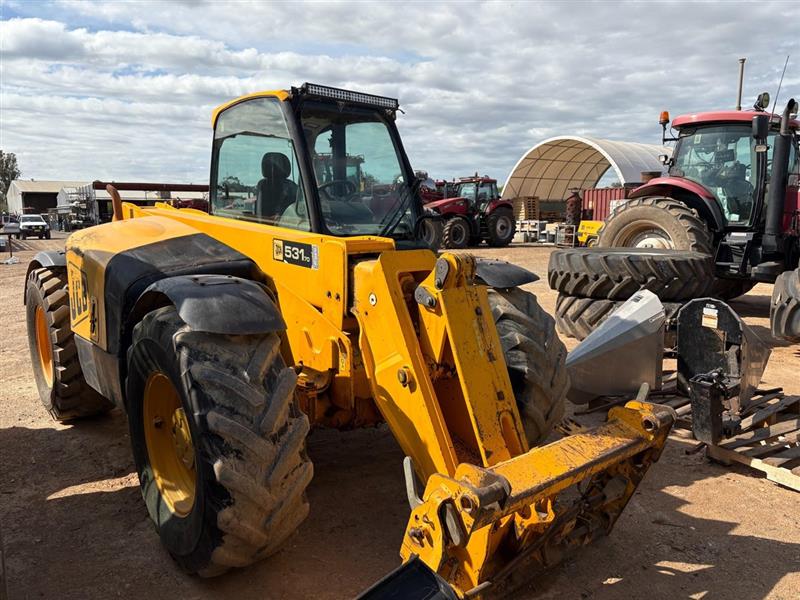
<box><xmin>723</xmin><ymin>161</ymin><xmax>754</xmax><ymax>219</ymax></box>
<box><xmin>256</xmin><ymin>152</ymin><xmax>298</xmax><ymax>220</ymax></box>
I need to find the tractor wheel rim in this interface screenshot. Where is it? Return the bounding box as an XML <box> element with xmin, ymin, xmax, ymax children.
<box><xmin>34</xmin><ymin>306</ymin><xmax>53</xmax><ymax>386</ymax></box>
<box><xmin>143</xmin><ymin>372</ymin><xmax>196</xmax><ymax>517</ymax></box>
<box><xmin>617</xmin><ymin>223</ymin><xmax>674</xmax><ymax>250</ymax></box>
<box><xmin>495</xmin><ymin>215</ymin><xmax>512</xmax><ymax>239</ymax></box>
<box><xmin>453</xmin><ymin>223</ymin><xmax>467</xmax><ymax>245</ymax></box>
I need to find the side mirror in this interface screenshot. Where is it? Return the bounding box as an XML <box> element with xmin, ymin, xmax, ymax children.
<box><xmin>658</xmin><ymin>153</ymin><xmax>670</xmax><ymax>165</ymax></box>
<box><xmin>752</xmin><ymin>114</ymin><xmax>770</xmax><ymax>140</ymax></box>
<box><xmin>755</xmin><ymin>92</ymin><xmax>770</xmax><ymax>111</ymax></box>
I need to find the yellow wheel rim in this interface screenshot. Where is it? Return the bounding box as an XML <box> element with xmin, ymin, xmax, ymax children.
<box><xmin>34</xmin><ymin>306</ymin><xmax>54</xmax><ymax>386</ymax></box>
<box><xmin>143</xmin><ymin>372</ymin><xmax>196</xmax><ymax>517</ymax></box>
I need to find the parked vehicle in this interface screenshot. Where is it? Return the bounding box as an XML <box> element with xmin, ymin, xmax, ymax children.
<box><xmin>597</xmin><ymin>94</ymin><xmax>799</xmax><ymax>300</ymax></box>
<box><xmin>424</xmin><ymin>175</ymin><xmax>516</xmax><ymax>248</ymax></box>
<box><xmin>23</xmin><ymin>82</ymin><xmax>671</xmax><ymax>596</ymax></box>
<box><xmin>19</xmin><ymin>214</ymin><xmax>51</xmax><ymax>239</ymax></box>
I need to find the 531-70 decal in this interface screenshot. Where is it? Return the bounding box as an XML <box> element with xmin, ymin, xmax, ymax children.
<box><xmin>273</xmin><ymin>239</ymin><xmax>319</xmax><ymax>269</ymax></box>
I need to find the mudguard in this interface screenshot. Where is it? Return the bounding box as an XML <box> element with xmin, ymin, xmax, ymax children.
<box><xmin>474</xmin><ymin>258</ymin><xmax>538</xmax><ymax>288</ymax></box>
<box><xmin>132</xmin><ymin>274</ymin><xmax>285</xmax><ymax>335</ymax></box>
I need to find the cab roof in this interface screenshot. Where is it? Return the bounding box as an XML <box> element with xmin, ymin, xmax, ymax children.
<box><xmin>211</xmin><ymin>90</ymin><xmax>290</xmax><ymax>127</ymax></box>
<box><xmin>673</xmin><ymin>109</ymin><xmax>799</xmax><ymax>130</ymax></box>
<box><xmin>211</xmin><ymin>83</ymin><xmax>400</xmax><ymax>128</ymax></box>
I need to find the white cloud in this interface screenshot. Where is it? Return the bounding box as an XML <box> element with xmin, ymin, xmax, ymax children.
<box><xmin>1</xmin><ymin>1</ymin><xmax>798</xmax><ymax>186</ymax></box>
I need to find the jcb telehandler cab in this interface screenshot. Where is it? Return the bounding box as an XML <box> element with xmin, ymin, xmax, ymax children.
<box><xmin>25</xmin><ymin>83</ymin><xmax>672</xmax><ymax>597</ymax></box>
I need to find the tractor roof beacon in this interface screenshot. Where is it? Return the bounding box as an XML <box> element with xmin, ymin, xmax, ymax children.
<box><xmin>24</xmin><ymin>83</ymin><xmax>673</xmax><ymax>597</ymax></box>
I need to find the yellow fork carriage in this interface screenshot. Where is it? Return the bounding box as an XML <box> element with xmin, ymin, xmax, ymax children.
<box><xmin>24</xmin><ymin>83</ymin><xmax>672</xmax><ymax>597</ymax></box>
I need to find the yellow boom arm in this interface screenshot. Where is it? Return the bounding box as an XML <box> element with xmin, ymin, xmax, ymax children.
<box><xmin>353</xmin><ymin>251</ymin><xmax>673</xmax><ymax>596</ymax></box>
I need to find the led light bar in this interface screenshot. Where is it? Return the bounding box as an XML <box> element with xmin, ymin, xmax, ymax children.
<box><xmin>299</xmin><ymin>82</ymin><xmax>399</xmax><ymax>111</ymax></box>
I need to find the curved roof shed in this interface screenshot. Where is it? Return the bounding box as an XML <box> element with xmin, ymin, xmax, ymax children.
<box><xmin>501</xmin><ymin>136</ymin><xmax>669</xmax><ymax>201</ymax></box>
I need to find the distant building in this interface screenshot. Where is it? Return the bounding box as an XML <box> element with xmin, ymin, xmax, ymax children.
<box><xmin>6</xmin><ymin>180</ymin><xmax>89</xmax><ymax>214</ymax></box>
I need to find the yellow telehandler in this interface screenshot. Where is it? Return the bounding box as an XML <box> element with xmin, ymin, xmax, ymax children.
<box><xmin>25</xmin><ymin>83</ymin><xmax>672</xmax><ymax>597</ymax></box>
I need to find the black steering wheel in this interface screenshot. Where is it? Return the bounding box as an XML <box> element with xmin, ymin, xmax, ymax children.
<box><xmin>318</xmin><ymin>179</ymin><xmax>357</xmax><ymax>200</ymax></box>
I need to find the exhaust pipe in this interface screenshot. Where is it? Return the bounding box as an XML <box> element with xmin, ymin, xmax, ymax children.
<box><xmin>736</xmin><ymin>58</ymin><xmax>746</xmax><ymax>111</ymax></box>
<box><xmin>763</xmin><ymin>98</ymin><xmax>798</xmax><ymax>254</ymax></box>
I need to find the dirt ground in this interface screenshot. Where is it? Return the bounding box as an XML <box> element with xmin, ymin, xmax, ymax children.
<box><xmin>1</xmin><ymin>235</ymin><xmax>798</xmax><ymax>599</ymax></box>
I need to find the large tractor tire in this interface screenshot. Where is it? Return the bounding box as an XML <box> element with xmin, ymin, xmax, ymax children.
<box><xmin>420</xmin><ymin>218</ymin><xmax>443</xmax><ymax>251</ymax></box>
<box><xmin>548</xmin><ymin>248</ymin><xmax>713</xmax><ymax>301</ymax></box>
<box><xmin>486</xmin><ymin>207</ymin><xmax>516</xmax><ymax>247</ymax></box>
<box><xmin>126</xmin><ymin>306</ymin><xmax>313</xmax><ymax>576</ymax></box>
<box><xmin>555</xmin><ymin>294</ymin><xmax>682</xmax><ymax>341</ymax></box>
<box><xmin>25</xmin><ymin>267</ymin><xmax>113</xmax><ymax>421</ymax></box>
<box><xmin>488</xmin><ymin>288</ymin><xmax>568</xmax><ymax>444</ymax></box>
<box><xmin>597</xmin><ymin>196</ymin><xmax>752</xmax><ymax>300</ymax></box>
<box><xmin>597</xmin><ymin>196</ymin><xmax>712</xmax><ymax>252</ymax></box>
<box><xmin>442</xmin><ymin>216</ymin><xmax>471</xmax><ymax>249</ymax></box>
<box><xmin>771</xmin><ymin>268</ymin><xmax>800</xmax><ymax>342</ymax></box>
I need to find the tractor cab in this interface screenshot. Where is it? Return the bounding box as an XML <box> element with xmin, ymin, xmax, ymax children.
<box><xmin>664</xmin><ymin>115</ymin><xmax>799</xmax><ymax>227</ymax></box>
<box><xmin>454</xmin><ymin>176</ymin><xmax>501</xmax><ymax>214</ymax></box>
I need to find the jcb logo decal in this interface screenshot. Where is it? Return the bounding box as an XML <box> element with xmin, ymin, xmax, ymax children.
<box><xmin>67</xmin><ymin>263</ymin><xmax>90</xmax><ymax>325</ymax></box>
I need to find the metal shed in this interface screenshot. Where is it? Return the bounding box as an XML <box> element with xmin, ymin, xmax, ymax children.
<box><xmin>501</xmin><ymin>136</ymin><xmax>670</xmax><ymax>201</ymax></box>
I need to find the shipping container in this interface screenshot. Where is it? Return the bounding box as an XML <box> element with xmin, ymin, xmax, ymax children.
<box><xmin>581</xmin><ymin>185</ymin><xmax>638</xmax><ymax>221</ymax></box>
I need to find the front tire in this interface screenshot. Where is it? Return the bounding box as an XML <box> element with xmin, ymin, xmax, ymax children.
<box><xmin>488</xmin><ymin>288</ymin><xmax>568</xmax><ymax>443</ymax></box>
<box><xmin>126</xmin><ymin>306</ymin><xmax>313</xmax><ymax>576</ymax></box>
<box><xmin>597</xmin><ymin>196</ymin><xmax>712</xmax><ymax>252</ymax></box>
<box><xmin>598</xmin><ymin>196</ymin><xmax>753</xmax><ymax>300</ymax></box>
<box><xmin>420</xmin><ymin>218</ymin><xmax>443</xmax><ymax>251</ymax></box>
<box><xmin>25</xmin><ymin>267</ymin><xmax>113</xmax><ymax>421</ymax></box>
<box><xmin>442</xmin><ymin>216</ymin><xmax>471</xmax><ymax>249</ymax></box>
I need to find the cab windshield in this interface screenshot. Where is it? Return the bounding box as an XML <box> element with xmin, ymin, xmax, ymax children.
<box><xmin>670</xmin><ymin>124</ymin><xmax>775</xmax><ymax>225</ymax></box>
<box><xmin>300</xmin><ymin>101</ymin><xmax>417</xmax><ymax>237</ymax></box>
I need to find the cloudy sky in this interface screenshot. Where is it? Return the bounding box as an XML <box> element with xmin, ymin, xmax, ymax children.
<box><xmin>1</xmin><ymin>1</ymin><xmax>798</xmax><ymax>186</ymax></box>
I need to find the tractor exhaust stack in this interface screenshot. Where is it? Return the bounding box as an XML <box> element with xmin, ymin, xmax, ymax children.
<box><xmin>736</xmin><ymin>58</ymin><xmax>746</xmax><ymax>110</ymax></box>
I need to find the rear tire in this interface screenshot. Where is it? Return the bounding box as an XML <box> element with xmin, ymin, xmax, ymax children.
<box><xmin>126</xmin><ymin>306</ymin><xmax>313</xmax><ymax>576</ymax></box>
<box><xmin>548</xmin><ymin>248</ymin><xmax>713</xmax><ymax>301</ymax></box>
<box><xmin>771</xmin><ymin>268</ymin><xmax>800</xmax><ymax>342</ymax></box>
<box><xmin>442</xmin><ymin>216</ymin><xmax>471</xmax><ymax>249</ymax></box>
<box><xmin>486</xmin><ymin>207</ymin><xmax>516</xmax><ymax>247</ymax></box>
<box><xmin>488</xmin><ymin>288</ymin><xmax>568</xmax><ymax>444</ymax></box>
<box><xmin>555</xmin><ymin>293</ymin><xmax>682</xmax><ymax>341</ymax></box>
<box><xmin>25</xmin><ymin>267</ymin><xmax>113</xmax><ymax>421</ymax></box>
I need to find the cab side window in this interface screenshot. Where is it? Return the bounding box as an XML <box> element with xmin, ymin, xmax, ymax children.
<box><xmin>212</xmin><ymin>98</ymin><xmax>310</xmax><ymax>230</ymax></box>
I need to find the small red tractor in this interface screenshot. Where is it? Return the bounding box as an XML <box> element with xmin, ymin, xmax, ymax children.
<box><xmin>597</xmin><ymin>94</ymin><xmax>799</xmax><ymax>299</ymax></box>
<box><xmin>424</xmin><ymin>175</ymin><xmax>516</xmax><ymax>248</ymax></box>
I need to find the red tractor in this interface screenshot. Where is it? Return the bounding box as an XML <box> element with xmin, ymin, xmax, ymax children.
<box><xmin>424</xmin><ymin>175</ymin><xmax>516</xmax><ymax>248</ymax></box>
<box><xmin>597</xmin><ymin>95</ymin><xmax>799</xmax><ymax>299</ymax></box>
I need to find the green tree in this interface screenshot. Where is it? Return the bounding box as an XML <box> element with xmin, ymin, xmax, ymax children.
<box><xmin>0</xmin><ymin>151</ymin><xmax>22</xmax><ymax>213</ymax></box>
